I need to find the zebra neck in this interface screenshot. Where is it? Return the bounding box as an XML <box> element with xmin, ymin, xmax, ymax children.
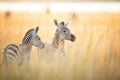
<box><xmin>52</xmin><ymin>31</ymin><xmax>64</xmax><ymax>49</ymax></box>
<box><xmin>19</xmin><ymin>44</ymin><xmax>32</xmax><ymax>56</ymax></box>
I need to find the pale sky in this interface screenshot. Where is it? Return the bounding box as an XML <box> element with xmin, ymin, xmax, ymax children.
<box><xmin>0</xmin><ymin>0</ymin><xmax>120</xmax><ymax>2</ymax></box>
<box><xmin>0</xmin><ymin>2</ymin><xmax>120</xmax><ymax>12</ymax></box>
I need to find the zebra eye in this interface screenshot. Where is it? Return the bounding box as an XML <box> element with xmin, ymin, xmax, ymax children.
<box><xmin>63</xmin><ymin>30</ymin><xmax>66</xmax><ymax>33</ymax></box>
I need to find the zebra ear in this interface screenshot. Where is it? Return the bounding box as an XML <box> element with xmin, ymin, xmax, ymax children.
<box><xmin>54</xmin><ymin>19</ymin><xmax>61</xmax><ymax>29</ymax></box>
<box><xmin>65</xmin><ymin>20</ymin><xmax>70</xmax><ymax>27</ymax></box>
<box><xmin>35</xmin><ymin>26</ymin><xmax>39</xmax><ymax>33</ymax></box>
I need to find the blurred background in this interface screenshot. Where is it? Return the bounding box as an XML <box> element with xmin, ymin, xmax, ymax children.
<box><xmin>0</xmin><ymin>1</ymin><xmax>120</xmax><ymax>80</ymax></box>
<box><xmin>0</xmin><ymin>0</ymin><xmax>120</xmax><ymax>2</ymax></box>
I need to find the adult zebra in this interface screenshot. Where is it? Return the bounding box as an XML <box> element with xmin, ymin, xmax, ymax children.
<box><xmin>0</xmin><ymin>26</ymin><xmax>44</xmax><ymax>68</ymax></box>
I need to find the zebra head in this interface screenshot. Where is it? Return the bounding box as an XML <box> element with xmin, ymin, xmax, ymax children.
<box><xmin>22</xmin><ymin>26</ymin><xmax>44</xmax><ymax>48</ymax></box>
<box><xmin>54</xmin><ymin>19</ymin><xmax>76</xmax><ymax>42</ymax></box>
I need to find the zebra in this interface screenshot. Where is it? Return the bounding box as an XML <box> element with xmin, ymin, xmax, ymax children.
<box><xmin>0</xmin><ymin>26</ymin><xmax>44</xmax><ymax>68</ymax></box>
<box><xmin>37</xmin><ymin>19</ymin><xmax>76</xmax><ymax>59</ymax></box>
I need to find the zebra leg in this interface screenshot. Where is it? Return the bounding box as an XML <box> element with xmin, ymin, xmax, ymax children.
<box><xmin>60</xmin><ymin>49</ymin><xmax>65</xmax><ymax>57</ymax></box>
<box><xmin>22</xmin><ymin>57</ymin><xmax>29</xmax><ymax>70</ymax></box>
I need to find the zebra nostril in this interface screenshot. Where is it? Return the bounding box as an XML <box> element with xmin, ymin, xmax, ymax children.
<box><xmin>71</xmin><ymin>34</ymin><xmax>76</xmax><ymax>42</ymax></box>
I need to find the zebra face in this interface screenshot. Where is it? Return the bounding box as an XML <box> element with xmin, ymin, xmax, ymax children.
<box><xmin>54</xmin><ymin>19</ymin><xmax>76</xmax><ymax>42</ymax></box>
<box><xmin>22</xmin><ymin>26</ymin><xmax>44</xmax><ymax>48</ymax></box>
<box><xmin>30</xmin><ymin>27</ymin><xmax>44</xmax><ymax>48</ymax></box>
<box><xmin>30</xmin><ymin>33</ymin><xmax>44</xmax><ymax>48</ymax></box>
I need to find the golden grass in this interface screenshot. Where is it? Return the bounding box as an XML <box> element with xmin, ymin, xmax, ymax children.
<box><xmin>0</xmin><ymin>12</ymin><xmax>120</xmax><ymax>80</ymax></box>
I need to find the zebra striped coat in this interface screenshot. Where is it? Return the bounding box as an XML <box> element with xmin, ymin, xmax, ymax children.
<box><xmin>37</xmin><ymin>19</ymin><xmax>76</xmax><ymax>59</ymax></box>
<box><xmin>1</xmin><ymin>26</ymin><xmax>44</xmax><ymax>67</ymax></box>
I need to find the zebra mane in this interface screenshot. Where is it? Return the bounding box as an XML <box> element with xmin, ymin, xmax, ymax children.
<box><xmin>22</xmin><ymin>28</ymin><xmax>34</xmax><ymax>44</ymax></box>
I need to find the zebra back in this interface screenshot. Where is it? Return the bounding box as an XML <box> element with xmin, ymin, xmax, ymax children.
<box><xmin>2</xmin><ymin>44</ymin><xmax>22</xmax><ymax>66</ymax></box>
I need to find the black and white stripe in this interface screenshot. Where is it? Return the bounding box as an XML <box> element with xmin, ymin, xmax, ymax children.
<box><xmin>1</xmin><ymin>26</ymin><xmax>44</xmax><ymax>67</ymax></box>
<box><xmin>3</xmin><ymin>44</ymin><xmax>21</xmax><ymax>66</ymax></box>
<box><xmin>37</xmin><ymin>19</ymin><xmax>76</xmax><ymax>58</ymax></box>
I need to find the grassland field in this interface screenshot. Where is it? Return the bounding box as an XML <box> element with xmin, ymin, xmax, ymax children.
<box><xmin>0</xmin><ymin>12</ymin><xmax>120</xmax><ymax>80</ymax></box>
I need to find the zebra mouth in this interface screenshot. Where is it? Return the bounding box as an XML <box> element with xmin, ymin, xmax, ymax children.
<box><xmin>71</xmin><ymin>34</ymin><xmax>76</xmax><ymax>42</ymax></box>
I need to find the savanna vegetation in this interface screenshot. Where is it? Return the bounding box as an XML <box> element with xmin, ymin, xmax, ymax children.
<box><xmin>0</xmin><ymin>11</ymin><xmax>120</xmax><ymax>80</ymax></box>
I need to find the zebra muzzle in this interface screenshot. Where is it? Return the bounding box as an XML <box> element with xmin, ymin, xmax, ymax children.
<box><xmin>71</xmin><ymin>34</ymin><xmax>76</xmax><ymax>42</ymax></box>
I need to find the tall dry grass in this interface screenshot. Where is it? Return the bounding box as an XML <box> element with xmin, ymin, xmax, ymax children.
<box><xmin>0</xmin><ymin>12</ymin><xmax>120</xmax><ymax>80</ymax></box>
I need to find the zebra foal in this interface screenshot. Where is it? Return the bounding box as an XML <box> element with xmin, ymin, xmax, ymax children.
<box><xmin>37</xmin><ymin>19</ymin><xmax>76</xmax><ymax>59</ymax></box>
<box><xmin>1</xmin><ymin>26</ymin><xmax>44</xmax><ymax>68</ymax></box>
